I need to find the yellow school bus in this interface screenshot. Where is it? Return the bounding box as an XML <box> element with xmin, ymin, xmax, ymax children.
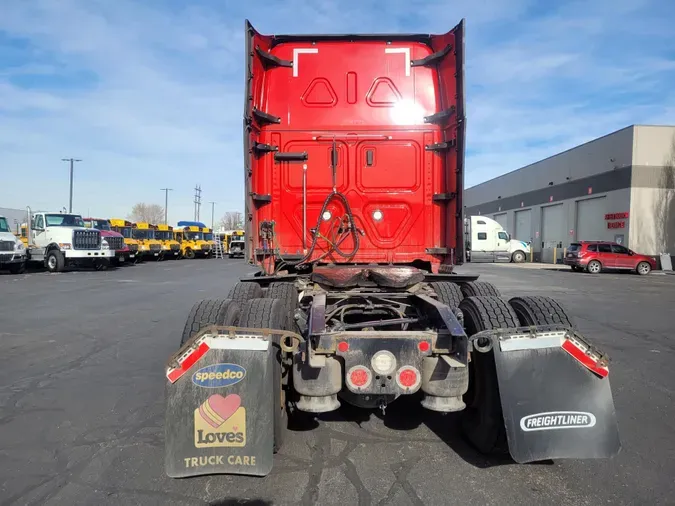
<box><xmin>154</xmin><ymin>224</ymin><xmax>181</xmax><ymax>259</ymax></box>
<box><xmin>109</xmin><ymin>218</ymin><xmax>142</xmax><ymax>262</ymax></box>
<box><xmin>174</xmin><ymin>225</ymin><xmax>210</xmax><ymax>259</ymax></box>
<box><xmin>202</xmin><ymin>227</ymin><xmax>215</xmax><ymax>257</ymax></box>
<box><xmin>18</xmin><ymin>224</ymin><xmax>29</xmax><ymax>247</ymax></box>
<box><xmin>132</xmin><ymin>222</ymin><xmax>164</xmax><ymax>260</ymax></box>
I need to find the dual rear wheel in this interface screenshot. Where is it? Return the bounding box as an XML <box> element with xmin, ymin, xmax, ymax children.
<box><xmin>429</xmin><ymin>280</ymin><xmax>501</xmax><ymax>309</ymax></box>
<box><xmin>460</xmin><ymin>294</ymin><xmax>574</xmax><ymax>454</ymax></box>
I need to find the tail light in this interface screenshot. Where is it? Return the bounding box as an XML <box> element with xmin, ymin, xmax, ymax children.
<box><xmin>347</xmin><ymin>366</ymin><xmax>372</xmax><ymax>389</ymax></box>
<box><xmin>396</xmin><ymin>366</ymin><xmax>421</xmax><ymax>391</ymax></box>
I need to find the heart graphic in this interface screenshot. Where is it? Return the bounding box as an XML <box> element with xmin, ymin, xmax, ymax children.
<box><xmin>232</xmin><ymin>426</ymin><xmax>239</xmax><ymax>431</ymax></box>
<box><xmin>199</xmin><ymin>394</ymin><xmax>241</xmax><ymax>428</ymax></box>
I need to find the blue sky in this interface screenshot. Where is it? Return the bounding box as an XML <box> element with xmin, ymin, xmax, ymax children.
<box><xmin>1</xmin><ymin>0</ymin><xmax>674</xmax><ymax>224</ymax></box>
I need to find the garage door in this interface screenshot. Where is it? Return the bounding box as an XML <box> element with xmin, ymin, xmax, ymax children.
<box><xmin>514</xmin><ymin>210</ymin><xmax>532</xmax><ymax>243</ymax></box>
<box><xmin>493</xmin><ymin>213</ymin><xmax>507</xmax><ymax>229</ymax></box>
<box><xmin>541</xmin><ymin>204</ymin><xmax>564</xmax><ymax>248</ymax></box>
<box><xmin>576</xmin><ymin>197</ymin><xmax>606</xmax><ymax>242</ymax></box>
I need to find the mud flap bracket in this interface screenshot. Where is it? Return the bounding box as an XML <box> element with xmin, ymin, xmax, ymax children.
<box><xmin>473</xmin><ymin>326</ymin><xmax>621</xmax><ymax>463</ymax></box>
<box><xmin>165</xmin><ymin>327</ymin><xmax>283</xmax><ymax>478</ymax></box>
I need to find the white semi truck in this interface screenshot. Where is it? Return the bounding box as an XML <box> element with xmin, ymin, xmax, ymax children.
<box><xmin>0</xmin><ymin>215</ymin><xmax>27</xmax><ymax>274</ymax></box>
<box><xmin>465</xmin><ymin>215</ymin><xmax>531</xmax><ymax>263</ymax></box>
<box><xmin>24</xmin><ymin>209</ymin><xmax>114</xmax><ymax>272</ymax></box>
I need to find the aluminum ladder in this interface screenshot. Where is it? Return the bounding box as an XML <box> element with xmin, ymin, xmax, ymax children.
<box><xmin>213</xmin><ymin>234</ymin><xmax>225</xmax><ymax>259</ymax></box>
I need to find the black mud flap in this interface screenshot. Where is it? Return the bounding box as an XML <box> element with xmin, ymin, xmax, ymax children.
<box><xmin>165</xmin><ymin>328</ymin><xmax>274</xmax><ymax>478</ymax></box>
<box><xmin>479</xmin><ymin>328</ymin><xmax>621</xmax><ymax>463</ymax></box>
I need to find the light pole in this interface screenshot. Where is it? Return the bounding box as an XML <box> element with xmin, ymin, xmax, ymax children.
<box><xmin>61</xmin><ymin>158</ymin><xmax>82</xmax><ymax>212</ymax></box>
<box><xmin>209</xmin><ymin>201</ymin><xmax>216</xmax><ymax>230</ymax></box>
<box><xmin>161</xmin><ymin>188</ymin><xmax>173</xmax><ymax>224</ymax></box>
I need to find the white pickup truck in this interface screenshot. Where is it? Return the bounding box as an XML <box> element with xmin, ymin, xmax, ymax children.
<box><xmin>0</xmin><ymin>215</ymin><xmax>27</xmax><ymax>274</ymax></box>
<box><xmin>26</xmin><ymin>211</ymin><xmax>114</xmax><ymax>272</ymax></box>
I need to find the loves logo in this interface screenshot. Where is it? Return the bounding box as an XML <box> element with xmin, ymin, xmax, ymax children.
<box><xmin>194</xmin><ymin>393</ymin><xmax>246</xmax><ymax>448</ymax></box>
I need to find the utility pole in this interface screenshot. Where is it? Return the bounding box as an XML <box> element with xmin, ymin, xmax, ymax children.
<box><xmin>61</xmin><ymin>158</ymin><xmax>82</xmax><ymax>212</ymax></box>
<box><xmin>160</xmin><ymin>188</ymin><xmax>173</xmax><ymax>224</ymax></box>
<box><xmin>209</xmin><ymin>201</ymin><xmax>216</xmax><ymax>230</ymax></box>
<box><xmin>193</xmin><ymin>185</ymin><xmax>202</xmax><ymax>221</ymax></box>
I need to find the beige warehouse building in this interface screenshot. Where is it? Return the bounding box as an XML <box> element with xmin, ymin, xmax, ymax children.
<box><xmin>464</xmin><ymin>125</ymin><xmax>675</xmax><ymax>262</ymax></box>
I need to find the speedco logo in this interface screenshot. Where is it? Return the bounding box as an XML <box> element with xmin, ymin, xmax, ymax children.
<box><xmin>192</xmin><ymin>363</ymin><xmax>246</xmax><ymax>388</ymax></box>
<box><xmin>520</xmin><ymin>411</ymin><xmax>596</xmax><ymax>432</ymax></box>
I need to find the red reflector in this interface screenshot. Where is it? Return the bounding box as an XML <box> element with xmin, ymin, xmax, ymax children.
<box><xmin>562</xmin><ymin>340</ymin><xmax>609</xmax><ymax>378</ymax></box>
<box><xmin>418</xmin><ymin>341</ymin><xmax>430</xmax><ymax>352</ymax></box>
<box><xmin>350</xmin><ymin>369</ymin><xmax>369</xmax><ymax>387</ymax></box>
<box><xmin>167</xmin><ymin>341</ymin><xmax>210</xmax><ymax>383</ymax></box>
<box><xmin>338</xmin><ymin>341</ymin><xmax>349</xmax><ymax>352</ymax></box>
<box><xmin>398</xmin><ymin>368</ymin><xmax>418</xmax><ymax>388</ymax></box>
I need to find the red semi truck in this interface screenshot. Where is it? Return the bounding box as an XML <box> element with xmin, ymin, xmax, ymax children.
<box><xmin>166</xmin><ymin>20</ymin><xmax>620</xmax><ymax>478</ymax></box>
<box><xmin>83</xmin><ymin>218</ymin><xmax>132</xmax><ymax>265</ymax></box>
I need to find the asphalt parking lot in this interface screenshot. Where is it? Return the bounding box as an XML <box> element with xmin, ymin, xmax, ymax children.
<box><xmin>1</xmin><ymin>260</ymin><xmax>674</xmax><ymax>506</ymax></box>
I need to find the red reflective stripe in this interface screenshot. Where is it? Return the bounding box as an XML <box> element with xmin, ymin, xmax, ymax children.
<box><xmin>562</xmin><ymin>340</ymin><xmax>608</xmax><ymax>378</ymax></box>
<box><xmin>167</xmin><ymin>341</ymin><xmax>210</xmax><ymax>383</ymax></box>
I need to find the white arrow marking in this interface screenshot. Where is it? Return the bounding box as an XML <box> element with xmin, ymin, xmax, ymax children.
<box><xmin>385</xmin><ymin>47</ymin><xmax>410</xmax><ymax>76</ymax></box>
<box><xmin>293</xmin><ymin>48</ymin><xmax>319</xmax><ymax>77</ymax></box>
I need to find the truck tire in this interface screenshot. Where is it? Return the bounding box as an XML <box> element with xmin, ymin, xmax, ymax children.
<box><xmin>459</xmin><ymin>296</ymin><xmax>519</xmax><ymax>455</ymax></box>
<box><xmin>46</xmin><ymin>250</ymin><xmax>65</xmax><ymax>273</ymax></box>
<box><xmin>238</xmin><ymin>298</ymin><xmax>289</xmax><ymax>453</ymax></box>
<box><xmin>265</xmin><ymin>282</ymin><xmax>298</xmax><ymax>329</ymax></box>
<box><xmin>460</xmin><ymin>281</ymin><xmax>501</xmax><ymax>298</ymax></box>
<box><xmin>8</xmin><ymin>262</ymin><xmax>26</xmax><ymax>274</ymax></box>
<box><xmin>93</xmin><ymin>260</ymin><xmax>108</xmax><ymax>271</ymax></box>
<box><xmin>429</xmin><ymin>281</ymin><xmax>463</xmax><ymax>308</ymax></box>
<box><xmin>227</xmin><ymin>281</ymin><xmax>263</xmax><ymax>304</ymax></box>
<box><xmin>511</xmin><ymin>250</ymin><xmax>526</xmax><ymax>263</ymax></box>
<box><xmin>180</xmin><ymin>298</ymin><xmax>240</xmax><ymax>347</ymax></box>
<box><xmin>184</xmin><ymin>248</ymin><xmax>195</xmax><ymax>260</ymax></box>
<box><xmin>508</xmin><ymin>296</ymin><xmax>574</xmax><ymax>328</ymax></box>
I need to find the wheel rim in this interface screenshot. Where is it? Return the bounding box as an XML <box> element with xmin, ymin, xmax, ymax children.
<box><xmin>48</xmin><ymin>256</ymin><xmax>56</xmax><ymax>269</ymax></box>
<box><xmin>516</xmin><ymin>253</ymin><xmax>524</xmax><ymax>262</ymax></box>
<box><xmin>589</xmin><ymin>262</ymin><xmax>600</xmax><ymax>273</ymax></box>
<box><xmin>639</xmin><ymin>263</ymin><xmax>650</xmax><ymax>274</ymax></box>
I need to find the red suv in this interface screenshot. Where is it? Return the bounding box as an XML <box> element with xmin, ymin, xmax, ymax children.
<box><xmin>564</xmin><ymin>241</ymin><xmax>656</xmax><ymax>275</ymax></box>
